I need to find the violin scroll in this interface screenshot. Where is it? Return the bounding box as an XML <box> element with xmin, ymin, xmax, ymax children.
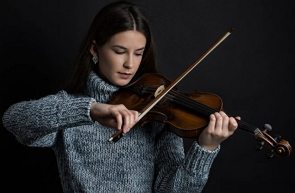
<box><xmin>255</xmin><ymin>124</ymin><xmax>292</xmax><ymax>158</ymax></box>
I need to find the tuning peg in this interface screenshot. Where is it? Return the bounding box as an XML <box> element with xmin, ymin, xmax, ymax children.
<box><xmin>274</xmin><ymin>135</ymin><xmax>281</xmax><ymax>141</ymax></box>
<box><xmin>257</xmin><ymin>141</ymin><xmax>265</xmax><ymax>151</ymax></box>
<box><xmin>267</xmin><ymin>151</ymin><xmax>275</xmax><ymax>159</ymax></box>
<box><xmin>263</xmin><ymin>123</ymin><xmax>272</xmax><ymax>132</ymax></box>
<box><xmin>266</xmin><ymin>148</ymin><xmax>275</xmax><ymax>159</ymax></box>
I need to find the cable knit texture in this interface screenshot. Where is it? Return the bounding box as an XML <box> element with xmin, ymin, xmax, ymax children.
<box><xmin>2</xmin><ymin>71</ymin><xmax>220</xmax><ymax>193</ymax></box>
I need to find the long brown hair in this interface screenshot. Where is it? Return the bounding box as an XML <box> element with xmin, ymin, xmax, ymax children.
<box><xmin>66</xmin><ymin>1</ymin><xmax>157</xmax><ymax>94</ymax></box>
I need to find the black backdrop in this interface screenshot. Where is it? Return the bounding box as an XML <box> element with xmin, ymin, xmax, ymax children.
<box><xmin>1</xmin><ymin>0</ymin><xmax>294</xmax><ymax>192</ymax></box>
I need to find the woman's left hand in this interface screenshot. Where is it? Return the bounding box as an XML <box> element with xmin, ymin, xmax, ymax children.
<box><xmin>198</xmin><ymin>111</ymin><xmax>240</xmax><ymax>151</ymax></box>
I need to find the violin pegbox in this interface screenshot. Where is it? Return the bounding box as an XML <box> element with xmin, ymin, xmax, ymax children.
<box><xmin>255</xmin><ymin>124</ymin><xmax>292</xmax><ymax>158</ymax></box>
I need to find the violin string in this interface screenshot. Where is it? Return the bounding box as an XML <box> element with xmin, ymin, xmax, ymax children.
<box><xmin>138</xmin><ymin>87</ymin><xmax>257</xmax><ymax>133</ymax></box>
<box><xmin>142</xmin><ymin>87</ymin><xmax>219</xmax><ymax>116</ymax></box>
<box><xmin>134</xmin><ymin>87</ymin><xmax>210</xmax><ymax>114</ymax></box>
<box><xmin>167</xmin><ymin>90</ymin><xmax>257</xmax><ymax>133</ymax></box>
<box><xmin>168</xmin><ymin>90</ymin><xmax>215</xmax><ymax>116</ymax></box>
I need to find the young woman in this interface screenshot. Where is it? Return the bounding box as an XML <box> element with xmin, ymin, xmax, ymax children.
<box><xmin>2</xmin><ymin>1</ymin><xmax>239</xmax><ymax>192</ymax></box>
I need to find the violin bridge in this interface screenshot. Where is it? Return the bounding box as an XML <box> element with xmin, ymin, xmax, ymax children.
<box><xmin>154</xmin><ymin>85</ymin><xmax>165</xmax><ymax>97</ymax></box>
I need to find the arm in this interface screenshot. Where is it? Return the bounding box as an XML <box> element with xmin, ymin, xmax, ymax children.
<box><xmin>2</xmin><ymin>90</ymin><xmax>95</xmax><ymax>147</ymax></box>
<box><xmin>154</xmin><ymin>130</ymin><xmax>219</xmax><ymax>193</ymax></box>
<box><xmin>154</xmin><ymin>111</ymin><xmax>238</xmax><ymax>193</ymax></box>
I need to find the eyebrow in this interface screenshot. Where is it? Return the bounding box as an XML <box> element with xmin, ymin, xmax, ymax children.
<box><xmin>112</xmin><ymin>45</ymin><xmax>145</xmax><ymax>51</ymax></box>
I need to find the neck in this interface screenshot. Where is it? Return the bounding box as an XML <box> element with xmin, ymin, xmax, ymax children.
<box><xmin>86</xmin><ymin>71</ymin><xmax>119</xmax><ymax>103</ymax></box>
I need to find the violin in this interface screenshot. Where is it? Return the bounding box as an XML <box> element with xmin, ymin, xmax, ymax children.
<box><xmin>108</xmin><ymin>30</ymin><xmax>292</xmax><ymax>158</ymax></box>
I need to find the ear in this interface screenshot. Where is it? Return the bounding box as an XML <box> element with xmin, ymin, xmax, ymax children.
<box><xmin>89</xmin><ymin>40</ymin><xmax>98</xmax><ymax>56</ymax></box>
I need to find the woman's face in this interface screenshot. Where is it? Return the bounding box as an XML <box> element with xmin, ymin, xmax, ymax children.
<box><xmin>95</xmin><ymin>30</ymin><xmax>146</xmax><ymax>86</ymax></box>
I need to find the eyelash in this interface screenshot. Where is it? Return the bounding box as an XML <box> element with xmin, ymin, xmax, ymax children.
<box><xmin>114</xmin><ymin>50</ymin><xmax>143</xmax><ymax>56</ymax></box>
<box><xmin>114</xmin><ymin>50</ymin><xmax>125</xmax><ymax>54</ymax></box>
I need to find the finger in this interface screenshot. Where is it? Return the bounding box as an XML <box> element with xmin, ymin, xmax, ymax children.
<box><xmin>115</xmin><ymin>104</ymin><xmax>131</xmax><ymax>132</ymax></box>
<box><xmin>207</xmin><ymin>114</ymin><xmax>216</xmax><ymax>134</ymax></box>
<box><xmin>235</xmin><ymin>116</ymin><xmax>241</xmax><ymax>120</ymax></box>
<box><xmin>220</xmin><ymin>111</ymin><xmax>229</xmax><ymax>134</ymax></box>
<box><xmin>121</xmin><ymin>109</ymin><xmax>132</xmax><ymax>133</ymax></box>
<box><xmin>121</xmin><ymin>110</ymin><xmax>139</xmax><ymax>133</ymax></box>
<box><xmin>125</xmin><ymin>110</ymin><xmax>137</xmax><ymax>133</ymax></box>
<box><xmin>214</xmin><ymin>112</ymin><xmax>223</xmax><ymax>133</ymax></box>
<box><xmin>134</xmin><ymin>111</ymin><xmax>139</xmax><ymax>122</ymax></box>
<box><xmin>130</xmin><ymin>110</ymin><xmax>139</xmax><ymax>125</ymax></box>
<box><xmin>229</xmin><ymin>117</ymin><xmax>238</xmax><ymax>133</ymax></box>
<box><xmin>113</xmin><ymin>111</ymin><xmax>123</xmax><ymax>131</ymax></box>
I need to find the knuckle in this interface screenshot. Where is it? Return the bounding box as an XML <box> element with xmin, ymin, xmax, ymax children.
<box><xmin>216</xmin><ymin>115</ymin><xmax>222</xmax><ymax>121</ymax></box>
<box><xmin>224</xmin><ymin>116</ymin><xmax>229</xmax><ymax>122</ymax></box>
<box><xmin>220</xmin><ymin>111</ymin><xmax>227</xmax><ymax>117</ymax></box>
<box><xmin>118</xmin><ymin>104</ymin><xmax>126</xmax><ymax>109</ymax></box>
<box><xmin>210</xmin><ymin>114</ymin><xmax>216</xmax><ymax>121</ymax></box>
<box><xmin>215</xmin><ymin>112</ymin><xmax>221</xmax><ymax>118</ymax></box>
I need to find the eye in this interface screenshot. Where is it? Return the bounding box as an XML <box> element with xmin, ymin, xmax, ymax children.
<box><xmin>113</xmin><ymin>50</ymin><xmax>125</xmax><ymax>55</ymax></box>
<box><xmin>135</xmin><ymin>51</ymin><xmax>144</xmax><ymax>56</ymax></box>
<box><xmin>112</xmin><ymin>47</ymin><xmax>126</xmax><ymax>55</ymax></box>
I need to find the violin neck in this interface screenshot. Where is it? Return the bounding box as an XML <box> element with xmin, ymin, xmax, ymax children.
<box><xmin>168</xmin><ymin>91</ymin><xmax>259</xmax><ymax>134</ymax></box>
<box><xmin>236</xmin><ymin>119</ymin><xmax>260</xmax><ymax>134</ymax></box>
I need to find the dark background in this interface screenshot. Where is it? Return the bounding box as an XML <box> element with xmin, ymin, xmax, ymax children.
<box><xmin>1</xmin><ymin>0</ymin><xmax>294</xmax><ymax>192</ymax></box>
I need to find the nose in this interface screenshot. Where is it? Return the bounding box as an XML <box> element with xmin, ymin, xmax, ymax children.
<box><xmin>123</xmin><ymin>54</ymin><xmax>134</xmax><ymax>69</ymax></box>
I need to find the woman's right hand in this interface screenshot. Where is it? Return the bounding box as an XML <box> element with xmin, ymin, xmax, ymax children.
<box><xmin>90</xmin><ymin>102</ymin><xmax>139</xmax><ymax>133</ymax></box>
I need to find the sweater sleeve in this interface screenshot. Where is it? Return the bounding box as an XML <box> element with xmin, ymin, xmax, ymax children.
<box><xmin>2</xmin><ymin>90</ymin><xmax>96</xmax><ymax>147</ymax></box>
<box><xmin>154</xmin><ymin>130</ymin><xmax>219</xmax><ymax>193</ymax></box>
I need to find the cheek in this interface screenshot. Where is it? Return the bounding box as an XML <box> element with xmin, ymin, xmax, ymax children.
<box><xmin>135</xmin><ymin>57</ymin><xmax>143</xmax><ymax>69</ymax></box>
<box><xmin>99</xmin><ymin>52</ymin><xmax>119</xmax><ymax>71</ymax></box>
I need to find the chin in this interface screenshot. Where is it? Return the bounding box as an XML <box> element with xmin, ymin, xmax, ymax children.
<box><xmin>113</xmin><ymin>79</ymin><xmax>131</xmax><ymax>87</ymax></box>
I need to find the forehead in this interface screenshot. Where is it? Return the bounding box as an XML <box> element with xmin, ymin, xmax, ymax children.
<box><xmin>106</xmin><ymin>30</ymin><xmax>146</xmax><ymax>48</ymax></box>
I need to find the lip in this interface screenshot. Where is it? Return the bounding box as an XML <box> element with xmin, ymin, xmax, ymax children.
<box><xmin>118</xmin><ymin>72</ymin><xmax>133</xmax><ymax>79</ymax></box>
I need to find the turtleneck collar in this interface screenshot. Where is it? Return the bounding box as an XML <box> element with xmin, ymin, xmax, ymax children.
<box><xmin>86</xmin><ymin>71</ymin><xmax>119</xmax><ymax>103</ymax></box>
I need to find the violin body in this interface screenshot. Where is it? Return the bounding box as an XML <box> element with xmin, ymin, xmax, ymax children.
<box><xmin>109</xmin><ymin>73</ymin><xmax>223</xmax><ymax>138</ymax></box>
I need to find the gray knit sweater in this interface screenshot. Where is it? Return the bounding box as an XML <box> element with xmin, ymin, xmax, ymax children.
<box><xmin>2</xmin><ymin>71</ymin><xmax>219</xmax><ymax>193</ymax></box>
